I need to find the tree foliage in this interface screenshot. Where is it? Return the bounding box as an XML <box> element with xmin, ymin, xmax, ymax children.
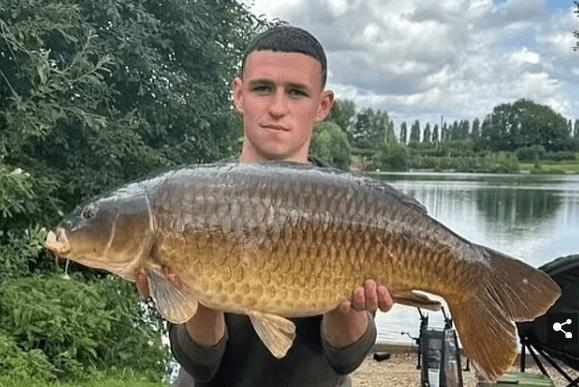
<box><xmin>399</xmin><ymin>122</ymin><xmax>407</xmax><ymax>144</ymax></box>
<box><xmin>409</xmin><ymin>120</ymin><xmax>420</xmax><ymax>143</ymax></box>
<box><xmin>311</xmin><ymin>121</ymin><xmax>351</xmax><ymax>170</ymax></box>
<box><xmin>348</xmin><ymin>108</ymin><xmax>393</xmax><ymax>149</ymax></box>
<box><xmin>574</xmin><ymin>1</ymin><xmax>579</xmax><ymax>51</ymax></box>
<box><xmin>328</xmin><ymin>99</ymin><xmax>356</xmax><ymax>133</ymax></box>
<box><xmin>0</xmin><ymin>0</ymin><xmax>265</xmax><ymax>382</ymax></box>
<box><xmin>478</xmin><ymin>99</ymin><xmax>570</xmax><ymax>152</ymax></box>
<box><xmin>371</xmin><ymin>142</ymin><xmax>410</xmax><ymax>172</ymax></box>
<box><xmin>0</xmin><ymin>274</ymin><xmax>170</xmax><ymax>381</ymax></box>
<box><xmin>0</xmin><ymin>0</ymin><xmax>263</xmax><ymax>232</ymax></box>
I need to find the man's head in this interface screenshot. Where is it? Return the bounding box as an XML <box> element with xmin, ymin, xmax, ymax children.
<box><xmin>240</xmin><ymin>26</ymin><xmax>328</xmax><ymax>88</ymax></box>
<box><xmin>233</xmin><ymin>26</ymin><xmax>334</xmax><ymax>164</ymax></box>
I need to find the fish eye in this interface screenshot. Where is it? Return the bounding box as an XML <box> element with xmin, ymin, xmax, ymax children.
<box><xmin>81</xmin><ymin>204</ymin><xmax>97</xmax><ymax>220</ymax></box>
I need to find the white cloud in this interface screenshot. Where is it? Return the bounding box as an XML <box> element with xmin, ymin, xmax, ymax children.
<box><xmin>241</xmin><ymin>0</ymin><xmax>579</xmax><ymax>125</ymax></box>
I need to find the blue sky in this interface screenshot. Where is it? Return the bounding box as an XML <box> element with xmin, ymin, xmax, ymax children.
<box><xmin>242</xmin><ymin>0</ymin><xmax>579</xmax><ymax>130</ymax></box>
<box><xmin>495</xmin><ymin>0</ymin><xmax>575</xmax><ymax>11</ymax></box>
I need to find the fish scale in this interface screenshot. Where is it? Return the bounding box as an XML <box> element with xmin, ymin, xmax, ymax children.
<box><xmin>45</xmin><ymin>161</ymin><xmax>560</xmax><ymax>382</ymax></box>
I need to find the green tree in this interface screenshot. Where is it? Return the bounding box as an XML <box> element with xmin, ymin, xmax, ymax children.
<box><xmin>410</xmin><ymin>119</ymin><xmax>420</xmax><ymax>142</ymax></box>
<box><xmin>372</xmin><ymin>142</ymin><xmax>410</xmax><ymax>171</ymax></box>
<box><xmin>450</xmin><ymin>121</ymin><xmax>460</xmax><ymax>141</ymax></box>
<box><xmin>459</xmin><ymin>120</ymin><xmax>470</xmax><ymax>140</ymax></box>
<box><xmin>432</xmin><ymin>124</ymin><xmax>439</xmax><ymax>143</ymax></box>
<box><xmin>311</xmin><ymin>122</ymin><xmax>351</xmax><ymax>170</ymax></box>
<box><xmin>329</xmin><ymin>99</ymin><xmax>356</xmax><ymax>133</ymax></box>
<box><xmin>386</xmin><ymin>121</ymin><xmax>396</xmax><ymax>143</ymax></box>
<box><xmin>0</xmin><ymin>0</ymin><xmax>264</xmax><ymax>232</ymax></box>
<box><xmin>471</xmin><ymin>118</ymin><xmax>480</xmax><ymax>140</ymax></box>
<box><xmin>422</xmin><ymin>123</ymin><xmax>431</xmax><ymax>143</ymax></box>
<box><xmin>574</xmin><ymin>119</ymin><xmax>579</xmax><ymax>139</ymax></box>
<box><xmin>400</xmin><ymin>122</ymin><xmax>408</xmax><ymax>144</ymax></box>
<box><xmin>441</xmin><ymin>122</ymin><xmax>449</xmax><ymax>142</ymax></box>
<box><xmin>574</xmin><ymin>1</ymin><xmax>579</xmax><ymax>51</ymax></box>
<box><xmin>349</xmin><ymin>108</ymin><xmax>391</xmax><ymax>149</ymax></box>
<box><xmin>482</xmin><ymin>99</ymin><xmax>570</xmax><ymax>152</ymax></box>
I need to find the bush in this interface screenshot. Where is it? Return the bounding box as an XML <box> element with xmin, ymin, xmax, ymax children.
<box><xmin>0</xmin><ymin>330</ymin><xmax>57</xmax><ymax>381</ymax></box>
<box><xmin>490</xmin><ymin>152</ymin><xmax>519</xmax><ymax>173</ymax></box>
<box><xmin>0</xmin><ymin>274</ymin><xmax>171</xmax><ymax>382</ymax></box>
<box><xmin>0</xmin><ymin>225</ymin><xmax>49</xmax><ymax>279</ymax></box>
<box><xmin>93</xmin><ymin>276</ymin><xmax>171</xmax><ymax>381</ymax></box>
<box><xmin>0</xmin><ymin>275</ymin><xmax>114</xmax><ymax>379</ymax></box>
<box><xmin>544</xmin><ymin>151</ymin><xmax>577</xmax><ymax>162</ymax></box>
<box><xmin>372</xmin><ymin>143</ymin><xmax>410</xmax><ymax>171</ymax></box>
<box><xmin>515</xmin><ymin>147</ymin><xmax>540</xmax><ymax>163</ymax></box>
<box><xmin>312</xmin><ymin>122</ymin><xmax>352</xmax><ymax>170</ymax></box>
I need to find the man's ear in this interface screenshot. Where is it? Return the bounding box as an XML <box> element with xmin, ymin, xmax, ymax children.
<box><xmin>231</xmin><ymin>77</ymin><xmax>244</xmax><ymax>116</ymax></box>
<box><xmin>316</xmin><ymin>90</ymin><xmax>335</xmax><ymax>122</ymax></box>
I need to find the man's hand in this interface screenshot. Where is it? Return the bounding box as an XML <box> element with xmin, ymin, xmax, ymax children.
<box><xmin>135</xmin><ymin>271</ymin><xmax>225</xmax><ymax>347</ymax></box>
<box><xmin>322</xmin><ymin>280</ymin><xmax>393</xmax><ymax>348</ymax></box>
<box><xmin>136</xmin><ymin>271</ymin><xmax>151</xmax><ymax>299</ymax></box>
<box><xmin>338</xmin><ymin>279</ymin><xmax>393</xmax><ymax>314</ymax></box>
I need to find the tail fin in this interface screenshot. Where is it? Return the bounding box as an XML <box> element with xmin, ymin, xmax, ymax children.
<box><xmin>448</xmin><ymin>247</ymin><xmax>560</xmax><ymax>382</ymax></box>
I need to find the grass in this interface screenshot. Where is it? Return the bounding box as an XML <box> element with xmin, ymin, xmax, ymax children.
<box><xmin>520</xmin><ymin>161</ymin><xmax>579</xmax><ymax>174</ymax></box>
<box><xmin>0</xmin><ymin>373</ymin><xmax>168</xmax><ymax>387</ymax></box>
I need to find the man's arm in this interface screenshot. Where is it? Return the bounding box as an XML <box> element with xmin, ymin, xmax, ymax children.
<box><xmin>320</xmin><ymin>280</ymin><xmax>392</xmax><ymax>374</ymax></box>
<box><xmin>137</xmin><ymin>273</ymin><xmax>227</xmax><ymax>382</ymax></box>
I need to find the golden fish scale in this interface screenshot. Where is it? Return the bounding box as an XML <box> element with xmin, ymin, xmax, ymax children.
<box><xmin>151</xmin><ymin>168</ymin><xmax>478</xmax><ymax>317</ymax></box>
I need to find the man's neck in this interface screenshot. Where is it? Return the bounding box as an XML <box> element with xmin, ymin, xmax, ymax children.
<box><xmin>238</xmin><ymin>151</ymin><xmax>309</xmax><ymax>165</ymax></box>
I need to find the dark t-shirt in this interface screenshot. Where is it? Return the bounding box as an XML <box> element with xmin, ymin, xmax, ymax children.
<box><xmin>170</xmin><ymin>313</ymin><xmax>376</xmax><ymax>387</ymax></box>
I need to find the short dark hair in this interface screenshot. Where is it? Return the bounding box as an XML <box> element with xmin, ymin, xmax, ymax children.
<box><xmin>240</xmin><ymin>26</ymin><xmax>327</xmax><ymax>87</ymax></box>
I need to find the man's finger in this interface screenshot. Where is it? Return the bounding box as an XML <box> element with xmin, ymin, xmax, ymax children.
<box><xmin>351</xmin><ymin>286</ymin><xmax>366</xmax><ymax>311</ymax></box>
<box><xmin>364</xmin><ymin>280</ymin><xmax>379</xmax><ymax>312</ymax></box>
<box><xmin>377</xmin><ymin>285</ymin><xmax>393</xmax><ymax>312</ymax></box>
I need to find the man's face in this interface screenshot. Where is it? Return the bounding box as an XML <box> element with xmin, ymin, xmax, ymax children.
<box><xmin>232</xmin><ymin>51</ymin><xmax>334</xmax><ymax>163</ymax></box>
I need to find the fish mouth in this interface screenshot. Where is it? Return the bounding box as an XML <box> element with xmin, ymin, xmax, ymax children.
<box><xmin>45</xmin><ymin>228</ymin><xmax>71</xmax><ymax>257</ymax></box>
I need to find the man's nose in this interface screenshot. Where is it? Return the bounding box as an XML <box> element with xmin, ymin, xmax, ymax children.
<box><xmin>268</xmin><ymin>91</ymin><xmax>289</xmax><ymax>117</ymax></box>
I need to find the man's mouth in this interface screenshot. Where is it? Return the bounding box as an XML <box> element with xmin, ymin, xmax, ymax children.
<box><xmin>261</xmin><ymin>124</ymin><xmax>289</xmax><ymax>131</ymax></box>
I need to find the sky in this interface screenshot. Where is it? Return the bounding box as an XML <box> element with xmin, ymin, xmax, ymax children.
<box><xmin>240</xmin><ymin>0</ymin><xmax>579</xmax><ymax>131</ymax></box>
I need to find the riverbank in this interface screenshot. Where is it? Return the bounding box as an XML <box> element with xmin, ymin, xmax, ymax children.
<box><xmin>351</xmin><ymin>346</ymin><xmax>579</xmax><ymax>387</ymax></box>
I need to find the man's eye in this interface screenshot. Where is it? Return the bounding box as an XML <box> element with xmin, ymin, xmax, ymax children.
<box><xmin>289</xmin><ymin>89</ymin><xmax>308</xmax><ymax>98</ymax></box>
<box><xmin>252</xmin><ymin>85</ymin><xmax>272</xmax><ymax>93</ymax></box>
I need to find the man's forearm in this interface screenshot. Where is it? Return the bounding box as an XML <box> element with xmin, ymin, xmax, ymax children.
<box><xmin>184</xmin><ymin>304</ymin><xmax>226</xmax><ymax>347</ymax></box>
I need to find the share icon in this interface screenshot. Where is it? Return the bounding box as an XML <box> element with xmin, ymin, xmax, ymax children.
<box><xmin>547</xmin><ymin>313</ymin><xmax>578</xmax><ymax>345</ymax></box>
<box><xmin>553</xmin><ymin>319</ymin><xmax>573</xmax><ymax>339</ymax></box>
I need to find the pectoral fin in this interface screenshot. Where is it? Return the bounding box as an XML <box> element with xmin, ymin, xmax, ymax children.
<box><xmin>249</xmin><ymin>311</ymin><xmax>296</xmax><ymax>358</ymax></box>
<box><xmin>147</xmin><ymin>270</ymin><xmax>198</xmax><ymax>324</ymax></box>
<box><xmin>391</xmin><ymin>291</ymin><xmax>441</xmax><ymax>311</ymax></box>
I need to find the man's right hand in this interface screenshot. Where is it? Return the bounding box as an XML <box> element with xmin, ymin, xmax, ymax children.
<box><xmin>136</xmin><ymin>272</ymin><xmax>226</xmax><ymax>347</ymax></box>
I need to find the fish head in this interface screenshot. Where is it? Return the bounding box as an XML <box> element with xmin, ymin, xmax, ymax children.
<box><xmin>45</xmin><ymin>188</ymin><xmax>154</xmax><ymax>281</ymax></box>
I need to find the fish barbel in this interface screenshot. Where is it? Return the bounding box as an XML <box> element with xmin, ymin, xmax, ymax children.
<box><xmin>44</xmin><ymin>162</ymin><xmax>560</xmax><ymax>381</ymax></box>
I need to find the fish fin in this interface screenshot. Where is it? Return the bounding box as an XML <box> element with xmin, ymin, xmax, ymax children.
<box><xmin>147</xmin><ymin>270</ymin><xmax>198</xmax><ymax>324</ymax></box>
<box><xmin>248</xmin><ymin>311</ymin><xmax>296</xmax><ymax>358</ymax></box>
<box><xmin>391</xmin><ymin>291</ymin><xmax>441</xmax><ymax>311</ymax></box>
<box><xmin>448</xmin><ymin>247</ymin><xmax>561</xmax><ymax>382</ymax></box>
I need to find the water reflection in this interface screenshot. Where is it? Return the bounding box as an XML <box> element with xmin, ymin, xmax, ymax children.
<box><xmin>369</xmin><ymin>172</ymin><xmax>579</xmax><ymax>343</ymax></box>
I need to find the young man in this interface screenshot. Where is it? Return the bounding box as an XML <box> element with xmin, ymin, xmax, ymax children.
<box><xmin>138</xmin><ymin>26</ymin><xmax>393</xmax><ymax>386</ymax></box>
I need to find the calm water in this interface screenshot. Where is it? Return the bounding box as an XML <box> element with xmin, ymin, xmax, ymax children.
<box><xmin>369</xmin><ymin>172</ymin><xmax>579</xmax><ymax>343</ymax></box>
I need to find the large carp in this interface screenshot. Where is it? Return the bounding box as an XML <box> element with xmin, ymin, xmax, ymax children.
<box><xmin>45</xmin><ymin>162</ymin><xmax>560</xmax><ymax>381</ymax></box>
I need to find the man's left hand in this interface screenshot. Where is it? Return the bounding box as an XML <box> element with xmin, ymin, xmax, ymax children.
<box><xmin>338</xmin><ymin>280</ymin><xmax>393</xmax><ymax>314</ymax></box>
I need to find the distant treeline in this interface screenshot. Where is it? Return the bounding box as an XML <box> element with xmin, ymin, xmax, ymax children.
<box><xmin>314</xmin><ymin>98</ymin><xmax>579</xmax><ymax>173</ymax></box>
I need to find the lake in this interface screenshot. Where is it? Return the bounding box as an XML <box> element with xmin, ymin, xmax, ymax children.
<box><xmin>369</xmin><ymin>172</ymin><xmax>579</xmax><ymax>344</ymax></box>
